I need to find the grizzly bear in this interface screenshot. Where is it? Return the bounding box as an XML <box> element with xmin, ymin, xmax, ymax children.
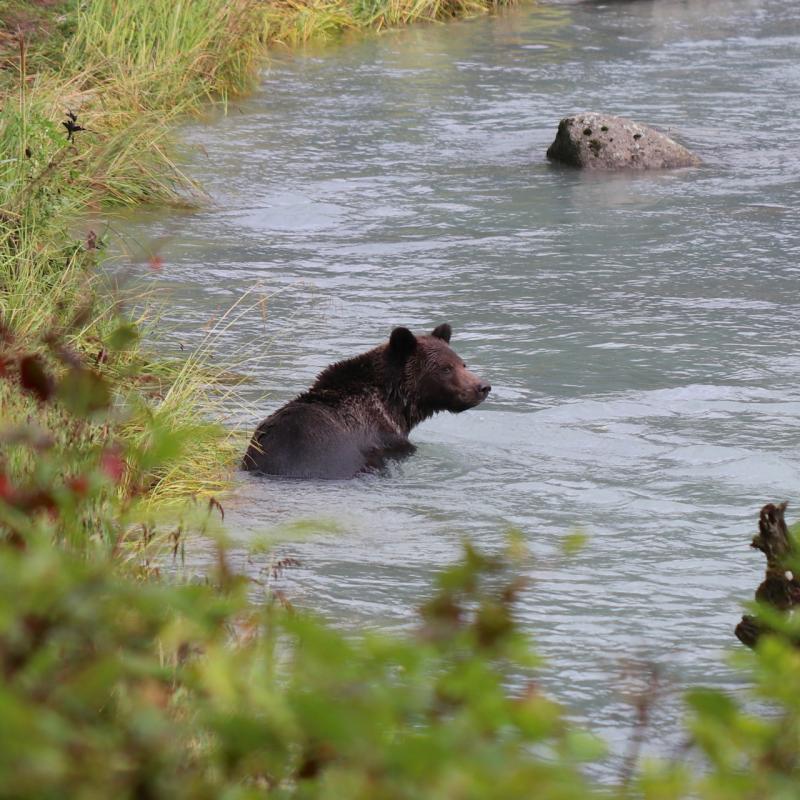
<box><xmin>242</xmin><ymin>324</ymin><xmax>491</xmax><ymax>479</ymax></box>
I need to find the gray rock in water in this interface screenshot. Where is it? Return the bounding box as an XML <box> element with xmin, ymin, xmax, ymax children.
<box><xmin>546</xmin><ymin>113</ymin><xmax>701</xmax><ymax>170</ymax></box>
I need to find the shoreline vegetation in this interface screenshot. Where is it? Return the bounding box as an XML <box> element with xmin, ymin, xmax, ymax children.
<box><xmin>3</xmin><ymin>1</ymin><xmax>800</xmax><ymax>797</ymax></box>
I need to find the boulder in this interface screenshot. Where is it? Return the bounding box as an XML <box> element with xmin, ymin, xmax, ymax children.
<box><xmin>546</xmin><ymin>113</ymin><xmax>701</xmax><ymax>170</ymax></box>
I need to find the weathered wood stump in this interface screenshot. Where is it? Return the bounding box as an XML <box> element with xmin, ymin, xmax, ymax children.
<box><xmin>735</xmin><ymin>502</ymin><xmax>800</xmax><ymax>648</ymax></box>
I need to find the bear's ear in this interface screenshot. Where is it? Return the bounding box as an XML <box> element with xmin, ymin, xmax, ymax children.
<box><xmin>389</xmin><ymin>327</ymin><xmax>417</xmax><ymax>359</ymax></box>
<box><xmin>431</xmin><ymin>323</ymin><xmax>451</xmax><ymax>343</ymax></box>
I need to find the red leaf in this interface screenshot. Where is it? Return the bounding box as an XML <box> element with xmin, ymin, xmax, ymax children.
<box><xmin>100</xmin><ymin>449</ymin><xmax>125</xmax><ymax>484</ymax></box>
<box><xmin>66</xmin><ymin>475</ymin><xmax>90</xmax><ymax>496</ymax></box>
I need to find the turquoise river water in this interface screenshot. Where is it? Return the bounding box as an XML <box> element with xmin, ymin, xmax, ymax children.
<box><xmin>117</xmin><ymin>0</ymin><xmax>800</xmax><ymax>772</ymax></box>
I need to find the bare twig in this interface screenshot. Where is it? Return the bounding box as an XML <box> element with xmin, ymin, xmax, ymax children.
<box><xmin>619</xmin><ymin>661</ymin><xmax>662</xmax><ymax>793</ymax></box>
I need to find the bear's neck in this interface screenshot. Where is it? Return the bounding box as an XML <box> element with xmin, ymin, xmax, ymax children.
<box><xmin>385</xmin><ymin>385</ymin><xmax>433</xmax><ymax>434</ymax></box>
<box><xmin>310</xmin><ymin>351</ymin><xmax>433</xmax><ymax>435</ymax></box>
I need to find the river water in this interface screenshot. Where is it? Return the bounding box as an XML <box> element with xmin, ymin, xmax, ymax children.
<box><xmin>117</xmin><ymin>0</ymin><xmax>800</xmax><ymax>771</ymax></box>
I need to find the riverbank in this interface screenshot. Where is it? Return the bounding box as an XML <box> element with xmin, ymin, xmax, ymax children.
<box><xmin>0</xmin><ymin>0</ymin><xmax>517</xmax><ymax>509</ymax></box>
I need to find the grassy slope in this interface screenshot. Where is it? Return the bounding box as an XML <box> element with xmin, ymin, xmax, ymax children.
<box><xmin>0</xmin><ymin>0</ymin><xmax>517</xmax><ymax>506</ymax></box>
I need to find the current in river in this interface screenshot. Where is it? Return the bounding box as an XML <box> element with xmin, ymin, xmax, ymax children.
<box><xmin>116</xmin><ymin>0</ymin><xmax>800</xmax><ymax>771</ymax></box>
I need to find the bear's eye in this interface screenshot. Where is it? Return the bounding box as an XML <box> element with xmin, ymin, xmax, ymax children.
<box><xmin>442</xmin><ymin>365</ymin><xmax>453</xmax><ymax>375</ymax></box>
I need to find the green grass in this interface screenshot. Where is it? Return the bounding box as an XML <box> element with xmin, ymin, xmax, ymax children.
<box><xmin>1</xmin><ymin>0</ymin><xmax>275</xmax><ymax>508</ymax></box>
<box><xmin>261</xmin><ymin>0</ymin><xmax>509</xmax><ymax>44</ymax></box>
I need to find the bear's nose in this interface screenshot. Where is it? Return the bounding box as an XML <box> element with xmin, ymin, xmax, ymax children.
<box><xmin>479</xmin><ymin>382</ymin><xmax>491</xmax><ymax>397</ymax></box>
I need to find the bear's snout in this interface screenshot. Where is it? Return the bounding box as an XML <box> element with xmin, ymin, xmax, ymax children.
<box><xmin>459</xmin><ymin>372</ymin><xmax>490</xmax><ymax>409</ymax></box>
<box><xmin>470</xmin><ymin>379</ymin><xmax>490</xmax><ymax>406</ymax></box>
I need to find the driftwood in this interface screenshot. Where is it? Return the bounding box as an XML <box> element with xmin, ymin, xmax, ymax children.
<box><xmin>735</xmin><ymin>502</ymin><xmax>800</xmax><ymax>648</ymax></box>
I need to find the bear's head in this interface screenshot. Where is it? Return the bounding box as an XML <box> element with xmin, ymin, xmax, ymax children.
<box><xmin>387</xmin><ymin>324</ymin><xmax>491</xmax><ymax>423</ymax></box>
